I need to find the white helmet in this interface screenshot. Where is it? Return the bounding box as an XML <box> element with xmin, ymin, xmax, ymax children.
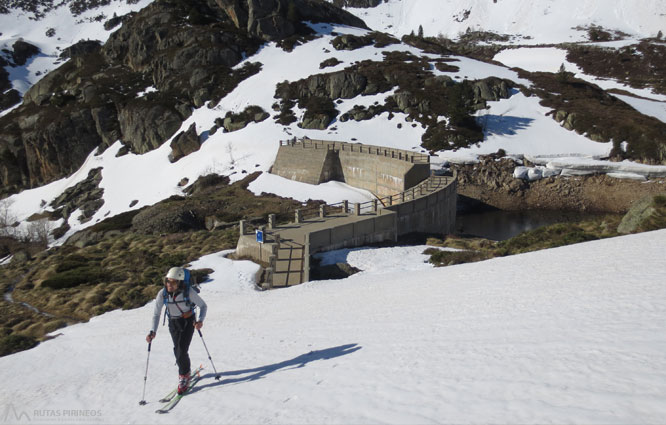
<box><xmin>166</xmin><ymin>266</ymin><xmax>185</xmax><ymax>281</ymax></box>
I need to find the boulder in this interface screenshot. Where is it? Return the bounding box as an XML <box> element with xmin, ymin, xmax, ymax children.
<box><xmin>12</xmin><ymin>40</ymin><xmax>40</xmax><ymax>66</ymax></box>
<box><xmin>617</xmin><ymin>194</ymin><xmax>666</xmax><ymax>234</ymax></box>
<box><xmin>472</xmin><ymin>77</ymin><xmax>511</xmax><ymax>104</ymax></box>
<box><xmin>301</xmin><ymin>112</ymin><xmax>335</xmax><ymax>130</ymax></box>
<box><xmin>169</xmin><ymin>123</ymin><xmax>201</xmax><ymax>163</ymax></box>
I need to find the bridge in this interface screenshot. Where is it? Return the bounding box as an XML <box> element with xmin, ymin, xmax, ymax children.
<box><xmin>235</xmin><ymin>139</ymin><xmax>457</xmax><ymax>288</ymax></box>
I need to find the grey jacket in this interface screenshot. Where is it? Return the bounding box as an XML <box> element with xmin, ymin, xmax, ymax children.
<box><xmin>150</xmin><ymin>287</ymin><xmax>207</xmax><ymax>334</ymax></box>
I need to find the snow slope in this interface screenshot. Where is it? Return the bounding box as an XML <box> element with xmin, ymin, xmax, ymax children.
<box><xmin>0</xmin><ymin>0</ymin><xmax>153</xmax><ymax>101</ymax></box>
<box><xmin>1</xmin><ymin>230</ymin><xmax>665</xmax><ymax>423</ymax></box>
<box><xmin>4</xmin><ymin>20</ymin><xmax>666</xmax><ymax>244</ymax></box>
<box><xmin>346</xmin><ymin>0</ymin><xmax>666</xmax><ymax>43</ymax></box>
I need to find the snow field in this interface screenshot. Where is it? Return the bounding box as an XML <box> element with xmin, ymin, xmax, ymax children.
<box><xmin>2</xmin><ymin>231</ymin><xmax>666</xmax><ymax>423</ymax></box>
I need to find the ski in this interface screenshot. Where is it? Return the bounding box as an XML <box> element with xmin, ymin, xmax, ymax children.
<box><xmin>155</xmin><ymin>367</ymin><xmax>203</xmax><ymax>414</ymax></box>
<box><xmin>157</xmin><ymin>366</ymin><xmax>203</xmax><ymax>403</ymax></box>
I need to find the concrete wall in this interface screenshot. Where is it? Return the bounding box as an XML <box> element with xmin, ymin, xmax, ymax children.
<box><xmin>236</xmin><ymin>234</ymin><xmax>275</xmax><ymax>265</ymax></box>
<box><xmin>271</xmin><ymin>143</ymin><xmax>332</xmax><ymax>184</ymax></box>
<box><xmin>385</xmin><ymin>178</ymin><xmax>458</xmax><ymax>236</ymax></box>
<box><xmin>271</xmin><ymin>140</ymin><xmax>430</xmax><ymax>197</ymax></box>
<box><xmin>337</xmin><ymin>148</ymin><xmax>429</xmax><ymax>198</ymax></box>
<box><xmin>307</xmin><ymin>211</ymin><xmax>397</xmax><ymax>254</ymax></box>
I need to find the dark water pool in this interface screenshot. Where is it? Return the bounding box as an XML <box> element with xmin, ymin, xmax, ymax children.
<box><xmin>455</xmin><ymin>209</ymin><xmax>606</xmax><ymax>241</ymax></box>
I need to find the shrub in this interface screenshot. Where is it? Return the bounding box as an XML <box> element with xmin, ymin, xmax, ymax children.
<box><xmin>42</xmin><ymin>266</ymin><xmax>108</xmax><ymax>289</ymax></box>
<box><xmin>424</xmin><ymin>248</ymin><xmax>492</xmax><ymax>266</ymax></box>
<box><xmin>0</xmin><ymin>334</ymin><xmax>38</xmax><ymax>357</ymax></box>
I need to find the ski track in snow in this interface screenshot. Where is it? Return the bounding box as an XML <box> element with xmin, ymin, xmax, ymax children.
<box><xmin>1</xmin><ymin>231</ymin><xmax>665</xmax><ymax>423</ymax></box>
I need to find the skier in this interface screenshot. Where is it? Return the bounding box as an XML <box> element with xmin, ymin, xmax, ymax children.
<box><xmin>146</xmin><ymin>267</ymin><xmax>207</xmax><ymax>394</ymax></box>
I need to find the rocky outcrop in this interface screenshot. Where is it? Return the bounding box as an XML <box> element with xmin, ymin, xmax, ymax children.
<box><xmin>617</xmin><ymin>194</ymin><xmax>666</xmax><ymax>233</ymax></box>
<box><xmin>11</xmin><ymin>40</ymin><xmax>40</xmax><ymax>66</ymax></box>
<box><xmin>213</xmin><ymin>0</ymin><xmax>367</xmax><ymax>41</ymax></box>
<box><xmin>131</xmin><ymin>198</ymin><xmax>205</xmax><ymax>234</ymax></box>
<box><xmin>472</xmin><ymin>77</ymin><xmax>511</xmax><ymax>106</ymax></box>
<box><xmin>0</xmin><ymin>0</ymin><xmax>365</xmax><ymax>196</ymax></box>
<box><xmin>332</xmin><ymin>0</ymin><xmax>382</xmax><ymax>7</ymax></box>
<box><xmin>118</xmin><ymin>102</ymin><xmax>185</xmax><ymax>154</ymax></box>
<box><xmin>60</xmin><ymin>40</ymin><xmax>102</xmax><ymax>61</ymax></box>
<box><xmin>169</xmin><ymin>123</ymin><xmax>201</xmax><ymax>163</ymax></box>
<box><xmin>213</xmin><ymin>105</ymin><xmax>270</xmax><ymax>133</ymax></box>
<box><xmin>19</xmin><ymin>108</ymin><xmax>107</xmax><ymax>188</ymax></box>
<box><xmin>50</xmin><ymin>167</ymin><xmax>104</xmax><ymax>226</ymax></box>
<box><xmin>332</xmin><ymin>34</ymin><xmax>374</xmax><ymax>50</ymax></box>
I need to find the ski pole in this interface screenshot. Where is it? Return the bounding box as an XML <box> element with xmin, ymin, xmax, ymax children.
<box><xmin>139</xmin><ymin>341</ymin><xmax>152</xmax><ymax>405</ymax></box>
<box><xmin>197</xmin><ymin>329</ymin><xmax>221</xmax><ymax>380</ymax></box>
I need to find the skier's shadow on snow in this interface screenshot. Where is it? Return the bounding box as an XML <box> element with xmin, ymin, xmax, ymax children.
<box><xmin>192</xmin><ymin>343</ymin><xmax>361</xmax><ymax>391</ymax></box>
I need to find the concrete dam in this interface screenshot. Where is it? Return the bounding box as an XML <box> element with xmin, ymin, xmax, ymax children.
<box><xmin>236</xmin><ymin>138</ymin><xmax>458</xmax><ymax>288</ymax></box>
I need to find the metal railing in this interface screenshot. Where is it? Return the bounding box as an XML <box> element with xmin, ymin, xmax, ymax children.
<box><xmin>239</xmin><ymin>175</ymin><xmax>455</xmax><ymax>234</ymax></box>
<box><xmin>279</xmin><ymin>138</ymin><xmax>430</xmax><ymax>164</ymax></box>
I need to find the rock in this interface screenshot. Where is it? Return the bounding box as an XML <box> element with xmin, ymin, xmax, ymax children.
<box><xmin>214</xmin><ymin>0</ymin><xmax>368</xmax><ymax>41</ymax></box>
<box><xmin>221</xmin><ymin>106</ymin><xmax>270</xmax><ymax>132</ymax></box>
<box><xmin>51</xmin><ymin>222</ymin><xmax>70</xmax><ymax>240</ymax></box>
<box><xmin>332</xmin><ymin>34</ymin><xmax>373</xmax><ymax>51</ymax></box>
<box><xmin>131</xmin><ymin>203</ymin><xmax>204</xmax><ymax>234</ymax></box>
<box><xmin>617</xmin><ymin>194</ymin><xmax>665</xmax><ymax>234</ymax></box>
<box><xmin>301</xmin><ymin>113</ymin><xmax>335</xmax><ymax>130</ymax></box>
<box><xmin>59</xmin><ymin>40</ymin><xmax>102</xmax><ymax>60</ymax></box>
<box><xmin>393</xmin><ymin>91</ymin><xmax>414</xmax><ymax>112</ymax></box>
<box><xmin>50</xmin><ymin>167</ymin><xmax>104</xmax><ymax>222</ymax></box>
<box><xmin>23</xmin><ymin>67</ymin><xmax>63</xmax><ymax>105</ymax></box>
<box><xmin>183</xmin><ymin>173</ymin><xmax>230</xmax><ymax>196</ymax></box>
<box><xmin>563</xmin><ymin>112</ymin><xmax>577</xmax><ymax>131</ymax></box>
<box><xmin>169</xmin><ymin>123</ymin><xmax>201</xmax><ymax>163</ymax></box>
<box><xmin>90</xmin><ymin>105</ymin><xmax>121</xmax><ymax>148</ymax></box>
<box><xmin>118</xmin><ymin>102</ymin><xmax>183</xmax><ymax>154</ymax></box>
<box><xmin>223</xmin><ymin>116</ymin><xmax>248</xmax><ymax>133</ymax></box>
<box><xmin>12</xmin><ymin>40</ymin><xmax>40</xmax><ymax>66</ymax></box>
<box><xmin>332</xmin><ymin>0</ymin><xmax>381</xmax><ymax>7</ymax></box>
<box><xmin>0</xmin><ymin>89</ymin><xmax>21</xmax><ymax>112</ymax></box>
<box><xmin>17</xmin><ymin>109</ymin><xmax>106</xmax><ymax>188</ymax></box>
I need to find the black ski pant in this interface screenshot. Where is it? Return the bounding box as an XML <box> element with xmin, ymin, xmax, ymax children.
<box><xmin>168</xmin><ymin>316</ymin><xmax>194</xmax><ymax>376</ymax></box>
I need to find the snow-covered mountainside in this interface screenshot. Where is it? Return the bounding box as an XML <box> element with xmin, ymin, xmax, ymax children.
<box><xmin>0</xmin><ymin>0</ymin><xmax>664</xmax><ymax>242</ymax></box>
<box><xmin>0</xmin><ymin>1</ymin><xmax>665</xmax><ymax>422</ymax></box>
<box><xmin>337</xmin><ymin>0</ymin><xmax>666</xmax><ymax>43</ymax></box>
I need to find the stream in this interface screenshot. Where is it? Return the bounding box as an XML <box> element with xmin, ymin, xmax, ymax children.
<box><xmin>3</xmin><ymin>282</ymin><xmax>54</xmax><ymax>318</ymax></box>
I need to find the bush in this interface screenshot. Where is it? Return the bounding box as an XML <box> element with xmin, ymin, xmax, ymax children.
<box><xmin>424</xmin><ymin>248</ymin><xmax>491</xmax><ymax>266</ymax></box>
<box><xmin>0</xmin><ymin>334</ymin><xmax>38</xmax><ymax>357</ymax></box>
<box><xmin>42</xmin><ymin>266</ymin><xmax>108</xmax><ymax>289</ymax></box>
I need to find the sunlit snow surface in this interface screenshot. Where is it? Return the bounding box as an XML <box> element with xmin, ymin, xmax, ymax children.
<box><xmin>1</xmin><ymin>231</ymin><xmax>665</xmax><ymax>423</ymax></box>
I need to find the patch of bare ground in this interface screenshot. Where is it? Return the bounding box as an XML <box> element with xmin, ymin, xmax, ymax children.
<box><xmin>451</xmin><ymin>155</ymin><xmax>666</xmax><ymax>213</ymax></box>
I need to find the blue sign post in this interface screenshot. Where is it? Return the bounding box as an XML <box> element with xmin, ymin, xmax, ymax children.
<box><xmin>256</xmin><ymin>229</ymin><xmax>264</xmax><ymax>244</ymax></box>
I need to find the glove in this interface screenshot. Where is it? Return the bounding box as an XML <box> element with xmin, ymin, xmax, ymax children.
<box><xmin>146</xmin><ymin>331</ymin><xmax>155</xmax><ymax>343</ymax></box>
<box><xmin>194</xmin><ymin>321</ymin><xmax>203</xmax><ymax>330</ymax></box>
